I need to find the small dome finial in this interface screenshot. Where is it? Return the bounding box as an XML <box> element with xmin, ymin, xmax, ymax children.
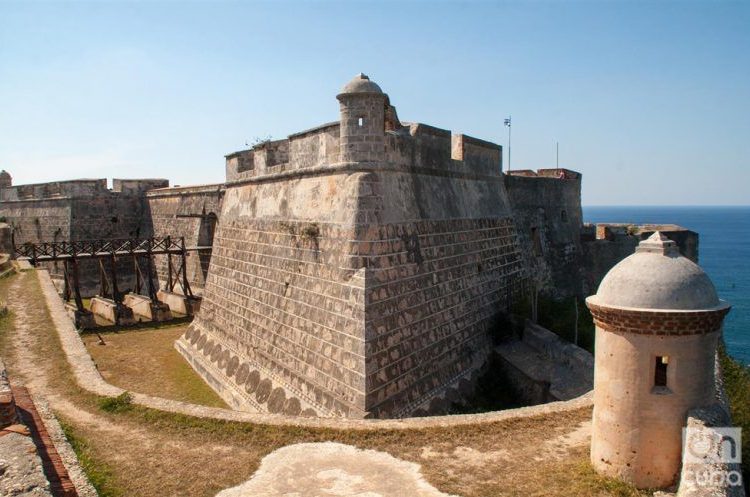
<box><xmin>636</xmin><ymin>231</ymin><xmax>679</xmax><ymax>256</ymax></box>
<box><xmin>338</xmin><ymin>73</ymin><xmax>383</xmax><ymax>96</ymax></box>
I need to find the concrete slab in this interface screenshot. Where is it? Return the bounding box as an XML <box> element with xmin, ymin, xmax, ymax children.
<box><xmin>89</xmin><ymin>297</ymin><xmax>135</xmax><ymax>326</ymax></box>
<box><xmin>157</xmin><ymin>290</ymin><xmax>200</xmax><ymax>316</ymax></box>
<box><xmin>122</xmin><ymin>293</ymin><xmax>172</xmax><ymax>322</ymax></box>
<box><xmin>215</xmin><ymin>442</ymin><xmax>457</xmax><ymax>497</ymax></box>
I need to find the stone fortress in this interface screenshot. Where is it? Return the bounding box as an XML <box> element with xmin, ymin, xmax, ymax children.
<box><xmin>0</xmin><ymin>73</ymin><xmax>742</xmax><ymax>495</ymax></box>
<box><xmin>0</xmin><ymin>74</ymin><xmax>699</xmax><ymax>420</ymax></box>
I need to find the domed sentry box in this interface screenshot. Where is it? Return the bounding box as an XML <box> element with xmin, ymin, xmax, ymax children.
<box><xmin>336</xmin><ymin>73</ymin><xmax>387</xmax><ymax>163</ymax></box>
<box><xmin>585</xmin><ymin>232</ymin><xmax>731</xmax><ymax>489</ymax></box>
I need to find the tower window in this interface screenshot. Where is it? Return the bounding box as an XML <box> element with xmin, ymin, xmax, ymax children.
<box><xmin>654</xmin><ymin>356</ymin><xmax>669</xmax><ymax>387</ymax></box>
<box><xmin>358</xmin><ymin>117</ymin><xmax>364</xmax><ymax>127</ymax></box>
<box><xmin>561</xmin><ymin>210</ymin><xmax>567</xmax><ymax>222</ymax></box>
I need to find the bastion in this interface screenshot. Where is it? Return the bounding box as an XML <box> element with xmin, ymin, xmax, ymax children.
<box><xmin>176</xmin><ymin>74</ymin><xmax>527</xmax><ymax>418</ymax></box>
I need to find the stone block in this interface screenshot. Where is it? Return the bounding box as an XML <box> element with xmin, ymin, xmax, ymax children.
<box><xmin>157</xmin><ymin>290</ymin><xmax>201</xmax><ymax>316</ymax></box>
<box><xmin>90</xmin><ymin>296</ymin><xmax>135</xmax><ymax>325</ymax></box>
<box><xmin>123</xmin><ymin>293</ymin><xmax>172</xmax><ymax>322</ymax></box>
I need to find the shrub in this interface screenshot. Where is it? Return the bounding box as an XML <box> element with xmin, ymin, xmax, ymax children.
<box><xmin>98</xmin><ymin>392</ymin><xmax>133</xmax><ymax>413</ymax></box>
<box><xmin>719</xmin><ymin>345</ymin><xmax>750</xmax><ymax>486</ymax></box>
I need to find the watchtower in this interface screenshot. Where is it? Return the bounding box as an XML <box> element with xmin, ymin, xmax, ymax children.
<box><xmin>337</xmin><ymin>73</ymin><xmax>387</xmax><ymax>163</ymax></box>
<box><xmin>0</xmin><ymin>170</ymin><xmax>12</xmax><ymax>188</ymax></box>
<box><xmin>586</xmin><ymin>232</ymin><xmax>731</xmax><ymax>488</ymax></box>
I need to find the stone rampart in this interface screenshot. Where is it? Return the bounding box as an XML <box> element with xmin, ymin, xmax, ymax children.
<box><xmin>581</xmin><ymin>223</ymin><xmax>698</xmax><ymax>295</ymax></box>
<box><xmin>146</xmin><ymin>184</ymin><xmax>225</xmax><ymax>294</ymax></box>
<box><xmin>180</xmin><ymin>158</ymin><xmax>526</xmax><ymax>418</ymax></box>
<box><xmin>504</xmin><ymin>169</ymin><xmax>584</xmax><ymax>298</ymax></box>
<box><xmin>0</xmin><ymin>178</ymin><xmax>168</xmax><ymax>296</ymax></box>
<box><xmin>225</xmin><ymin>121</ymin><xmax>502</xmax><ymax>185</ymax></box>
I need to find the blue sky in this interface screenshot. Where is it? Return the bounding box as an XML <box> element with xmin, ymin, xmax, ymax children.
<box><xmin>1</xmin><ymin>1</ymin><xmax>748</xmax><ymax>205</ymax></box>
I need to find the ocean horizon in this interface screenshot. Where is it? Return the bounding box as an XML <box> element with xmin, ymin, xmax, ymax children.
<box><xmin>583</xmin><ymin>205</ymin><xmax>750</xmax><ymax>365</ymax></box>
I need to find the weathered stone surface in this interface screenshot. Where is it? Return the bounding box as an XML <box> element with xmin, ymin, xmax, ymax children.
<box><xmin>215</xmin><ymin>442</ymin><xmax>458</xmax><ymax>497</ymax></box>
<box><xmin>0</xmin><ymin>432</ymin><xmax>52</xmax><ymax>496</ymax></box>
<box><xmin>122</xmin><ymin>293</ymin><xmax>172</xmax><ymax>322</ymax></box>
<box><xmin>178</xmin><ymin>76</ymin><xmax>529</xmax><ymax>419</ymax></box>
<box><xmin>146</xmin><ymin>184</ymin><xmax>224</xmax><ymax>295</ymax></box>
<box><xmin>156</xmin><ymin>290</ymin><xmax>201</xmax><ymax>316</ymax></box>
<box><xmin>89</xmin><ymin>297</ymin><xmax>135</xmax><ymax>325</ymax></box>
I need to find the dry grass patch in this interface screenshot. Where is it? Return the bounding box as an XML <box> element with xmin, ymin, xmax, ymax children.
<box><xmin>0</xmin><ymin>270</ymin><xmax>647</xmax><ymax>497</ymax></box>
<box><xmin>82</xmin><ymin>325</ymin><xmax>226</xmax><ymax>408</ymax></box>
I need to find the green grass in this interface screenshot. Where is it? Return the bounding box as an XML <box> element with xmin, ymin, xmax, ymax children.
<box><xmin>512</xmin><ymin>294</ymin><xmax>596</xmax><ymax>353</ymax></box>
<box><xmin>567</xmin><ymin>462</ymin><xmax>651</xmax><ymax>497</ymax></box>
<box><xmin>59</xmin><ymin>418</ymin><xmax>125</xmax><ymax>497</ymax></box>
<box><xmin>719</xmin><ymin>344</ymin><xmax>750</xmax><ymax>486</ymax></box>
<box><xmin>98</xmin><ymin>392</ymin><xmax>134</xmax><ymax>413</ymax></box>
<box><xmin>0</xmin><ymin>273</ymin><xmax>16</xmax><ymax>357</ymax></box>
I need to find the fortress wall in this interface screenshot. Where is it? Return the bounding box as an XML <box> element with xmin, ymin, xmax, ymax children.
<box><xmin>180</xmin><ymin>160</ymin><xmax>526</xmax><ymax>419</ymax></box>
<box><xmin>0</xmin><ymin>191</ymin><xmax>150</xmax><ymax>296</ymax></box>
<box><xmin>0</xmin><ymin>179</ymin><xmax>108</xmax><ymax>202</ymax></box>
<box><xmin>0</xmin><ymin>198</ymin><xmax>74</xmax><ymax>290</ymax></box>
<box><xmin>504</xmin><ymin>171</ymin><xmax>584</xmax><ymax>299</ymax></box>
<box><xmin>0</xmin><ymin>198</ymin><xmax>73</xmax><ymax>244</ymax></box>
<box><xmin>452</xmin><ymin>134</ymin><xmax>502</xmax><ymax>175</ymax></box>
<box><xmin>69</xmin><ymin>195</ymin><xmax>147</xmax><ymax>241</ymax></box>
<box><xmin>580</xmin><ymin>224</ymin><xmax>698</xmax><ymax>295</ymax></box>
<box><xmin>146</xmin><ymin>185</ymin><xmax>224</xmax><ymax>294</ymax></box>
<box><xmin>385</xmin><ymin>125</ymin><xmax>502</xmax><ymax>178</ymax></box>
<box><xmin>225</xmin><ymin>150</ymin><xmax>255</xmax><ymax>182</ymax></box>
<box><xmin>179</xmin><ymin>173</ymin><xmax>370</xmax><ymax>417</ymax></box>
<box><xmin>406</xmin><ymin>124</ymin><xmax>453</xmax><ymax>170</ymax></box>
<box><xmin>353</xmin><ymin>171</ymin><xmax>524</xmax><ymax>417</ymax></box>
<box><xmin>68</xmin><ymin>195</ymin><xmax>153</xmax><ymax>295</ymax></box>
<box><xmin>288</xmin><ymin>124</ymin><xmax>340</xmax><ymax>170</ymax></box>
<box><xmin>112</xmin><ymin>179</ymin><xmax>169</xmax><ymax>194</ymax></box>
<box><xmin>225</xmin><ymin>124</ymin><xmax>342</xmax><ymax>183</ymax></box>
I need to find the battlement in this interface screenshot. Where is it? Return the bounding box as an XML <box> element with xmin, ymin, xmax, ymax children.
<box><xmin>507</xmin><ymin>168</ymin><xmax>581</xmax><ymax>179</ymax></box>
<box><xmin>223</xmin><ymin>74</ymin><xmax>505</xmax><ymax>184</ymax></box>
<box><xmin>225</xmin><ymin>122</ymin><xmax>341</xmax><ymax>182</ymax></box>
<box><xmin>224</xmin><ymin>119</ymin><xmax>502</xmax><ymax>183</ymax></box>
<box><xmin>0</xmin><ymin>178</ymin><xmax>169</xmax><ymax>202</ymax></box>
<box><xmin>112</xmin><ymin>178</ymin><xmax>169</xmax><ymax>194</ymax></box>
<box><xmin>146</xmin><ymin>182</ymin><xmax>225</xmax><ymax>198</ymax></box>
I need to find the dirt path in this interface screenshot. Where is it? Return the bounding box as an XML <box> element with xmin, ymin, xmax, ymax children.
<box><xmin>7</xmin><ymin>272</ymin><xmax>134</xmax><ymax>439</ymax></box>
<box><xmin>1</xmin><ymin>271</ymin><xmax>633</xmax><ymax>497</ymax></box>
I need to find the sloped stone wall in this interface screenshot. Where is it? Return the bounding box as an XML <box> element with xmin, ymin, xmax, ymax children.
<box><xmin>362</xmin><ymin>217</ymin><xmax>524</xmax><ymax>417</ymax></box>
<box><xmin>504</xmin><ymin>171</ymin><xmax>583</xmax><ymax>298</ymax></box>
<box><xmin>146</xmin><ymin>185</ymin><xmax>224</xmax><ymax>294</ymax></box>
<box><xmin>179</xmin><ymin>165</ymin><xmax>526</xmax><ymax>419</ymax></box>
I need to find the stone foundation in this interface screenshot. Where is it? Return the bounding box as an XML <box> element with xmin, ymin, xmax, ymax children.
<box><xmin>90</xmin><ymin>297</ymin><xmax>135</xmax><ymax>325</ymax></box>
<box><xmin>157</xmin><ymin>290</ymin><xmax>201</xmax><ymax>316</ymax></box>
<box><xmin>123</xmin><ymin>293</ymin><xmax>172</xmax><ymax>322</ymax></box>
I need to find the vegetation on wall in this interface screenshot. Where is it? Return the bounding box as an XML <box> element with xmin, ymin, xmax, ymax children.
<box><xmin>719</xmin><ymin>344</ymin><xmax>750</xmax><ymax>487</ymax></box>
<box><xmin>511</xmin><ymin>294</ymin><xmax>596</xmax><ymax>353</ymax></box>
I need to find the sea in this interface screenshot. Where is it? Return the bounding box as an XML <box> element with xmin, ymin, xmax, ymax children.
<box><xmin>583</xmin><ymin>206</ymin><xmax>750</xmax><ymax>365</ymax></box>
